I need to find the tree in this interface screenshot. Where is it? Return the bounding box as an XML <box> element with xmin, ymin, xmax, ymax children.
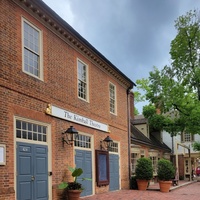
<box><xmin>133</xmin><ymin>91</ymin><xmax>140</xmax><ymax>115</ymax></box>
<box><xmin>192</xmin><ymin>141</ymin><xmax>200</xmax><ymax>151</ymax></box>
<box><xmin>136</xmin><ymin>9</ymin><xmax>200</xmax><ymax>135</ymax></box>
<box><xmin>170</xmin><ymin>9</ymin><xmax>200</xmax><ymax>100</ymax></box>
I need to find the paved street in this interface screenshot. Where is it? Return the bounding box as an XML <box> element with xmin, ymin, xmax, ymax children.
<box><xmin>82</xmin><ymin>181</ymin><xmax>200</xmax><ymax>200</ymax></box>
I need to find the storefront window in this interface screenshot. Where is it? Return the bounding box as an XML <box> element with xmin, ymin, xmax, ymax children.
<box><xmin>131</xmin><ymin>153</ymin><xmax>139</xmax><ymax>174</ymax></box>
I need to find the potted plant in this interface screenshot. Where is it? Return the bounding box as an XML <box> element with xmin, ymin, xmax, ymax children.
<box><xmin>157</xmin><ymin>159</ymin><xmax>175</xmax><ymax>192</ymax></box>
<box><xmin>135</xmin><ymin>157</ymin><xmax>153</xmax><ymax>190</ymax></box>
<box><xmin>58</xmin><ymin>166</ymin><xmax>91</xmax><ymax>200</ymax></box>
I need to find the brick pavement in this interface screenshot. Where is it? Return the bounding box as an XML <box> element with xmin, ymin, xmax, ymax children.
<box><xmin>81</xmin><ymin>181</ymin><xmax>200</xmax><ymax>200</ymax></box>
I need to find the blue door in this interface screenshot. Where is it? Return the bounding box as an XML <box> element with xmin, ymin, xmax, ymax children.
<box><xmin>75</xmin><ymin>149</ymin><xmax>92</xmax><ymax>197</ymax></box>
<box><xmin>17</xmin><ymin>142</ymin><xmax>48</xmax><ymax>200</ymax></box>
<box><xmin>109</xmin><ymin>154</ymin><xmax>119</xmax><ymax>191</ymax></box>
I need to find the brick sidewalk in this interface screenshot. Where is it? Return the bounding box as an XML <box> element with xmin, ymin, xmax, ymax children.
<box><xmin>81</xmin><ymin>181</ymin><xmax>199</xmax><ymax>200</ymax></box>
<box><xmin>147</xmin><ymin>179</ymin><xmax>193</xmax><ymax>191</ymax></box>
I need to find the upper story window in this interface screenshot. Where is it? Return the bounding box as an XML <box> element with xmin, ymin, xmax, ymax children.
<box><xmin>22</xmin><ymin>19</ymin><xmax>43</xmax><ymax>79</ymax></box>
<box><xmin>78</xmin><ymin>60</ymin><xmax>88</xmax><ymax>101</ymax></box>
<box><xmin>109</xmin><ymin>83</ymin><xmax>116</xmax><ymax>114</ymax></box>
<box><xmin>181</xmin><ymin>132</ymin><xmax>194</xmax><ymax>142</ymax></box>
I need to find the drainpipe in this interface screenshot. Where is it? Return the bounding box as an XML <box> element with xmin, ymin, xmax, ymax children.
<box><xmin>127</xmin><ymin>87</ymin><xmax>132</xmax><ymax>188</ymax></box>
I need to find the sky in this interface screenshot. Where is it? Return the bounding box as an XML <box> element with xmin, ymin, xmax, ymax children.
<box><xmin>42</xmin><ymin>0</ymin><xmax>199</xmax><ymax>113</ymax></box>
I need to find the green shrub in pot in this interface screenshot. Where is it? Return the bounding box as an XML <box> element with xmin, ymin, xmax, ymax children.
<box><xmin>157</xmin><ymin>159</ymin><xmax>175</xmax><ymax>181</ymax></box>
<box><xmin>135</xmin><ymin>157</ymin><xmax>153</xmax><ymax>180</ymax></box>
<box><xmin>135</xmin><ymin>157</ymin><xmax>153</xmax><ymax>190</ymax></box>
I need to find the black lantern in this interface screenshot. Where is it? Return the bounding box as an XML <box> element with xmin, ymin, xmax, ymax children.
<box><xmin>62</xmin><ymin>126</ymin><xmax>78</xmax><ymax>146</ymax></box>
<box><xmin>100</xmin><ymin>135</ymin><xmax>113</xmax><ymax>151</ymax></box>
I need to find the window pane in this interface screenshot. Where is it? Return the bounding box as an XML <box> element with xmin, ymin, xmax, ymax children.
<box><xmin>23</xmin><ymin>21</ymin><xmax>40</xmax><ymax>77</ymax></box>
<box><xmin>28</xmin><ymin>132</ymin><xmax>32</xmax><ymax>139</ymax></box>
<box><xmin>33</xmin><ymin>133</ymin><xmax>37</xmax><ymax>140</ymax></box>
<box><xmin>38</xmin><ymin>125</ymin><xmax>42</xmax><ymax>133</ymax></box>
<box><xmin>43</xmin><ymin>135</ymin><xmax>47</xmax><ymax>142</ymax></box>
<box><xmin>38</xmin><ymin>134</ymin><xmax>42</xmax><ymax>141</ymax></box>
<box><xmin>109</xmin><ymin>83</ymin><xmax>116</xmax><ymax>113</ymax></box>
<box><xmin>33</xmin><ymin>124</ymin><xmax>37</xmax><ymax>132</ymax></box>
<box><xmin>28</xmin><ymin>123</ymin><xmax>32</xmax><ymax>131</ymax></box>
<box><xmin>16</xmin><ymin>120</ymin><xmax>21</xmax><ymax>129</ymax></box>
<box><xmin>78</xmin><ymin>60</ymin><xmax>87</xmax><ymax>100</ymax></box>
<box><xmin>22</xmin><ymin>131</ymin><xmax>27</xmax><ymax>139</ymax></box>
<box><xmin>16</xmin><ymin>130</ymin><xmax>21</xmax><ymax>138</ymax></box>
<box><xmin>22</xmin><ymin>122</ymin><xmax>27</xmax><ymax>130</ymax></box>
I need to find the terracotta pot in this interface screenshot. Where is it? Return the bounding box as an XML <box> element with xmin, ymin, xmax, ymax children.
<box><xmin>159</xmin><ymin>180</ymin><xmax>172</xmax><ymax>193</ymax></box>
<box><xmin>136</xmin><ymin>179</ymin><xmax>149</xmax><ymax>190</ymax></box>
<box><xmin>67</xmin><ymin>190</ymin><xmax>82</xmax><ymax>200</ymax></box>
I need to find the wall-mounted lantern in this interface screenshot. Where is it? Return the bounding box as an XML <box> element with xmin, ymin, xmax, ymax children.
<box><xmin>100</xmin><ymin>135</ymin><xmax>113</xmax><ymax>151</ymax></box>
<box><xmin>62</xmin><ymin>126</ymin><xmax>78</xmax><ymax>147</ymax></box>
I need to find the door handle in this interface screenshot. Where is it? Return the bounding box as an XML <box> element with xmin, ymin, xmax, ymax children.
<box><xmin>31</xmin><ymin>176</ymin><xmax>35</xmax><ymax>181</ymax></box>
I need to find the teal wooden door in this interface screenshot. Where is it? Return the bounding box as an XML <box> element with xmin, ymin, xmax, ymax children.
<box><xmin>17</xmin><ymin>142</ymin><xmax>48</xmax><ymax>200</ymax></box>
<box><xmin>109</xmin><ymin>154</ymin><xmax>119</xmax><ymax>191</ymax></box>
<box><xmin>75</xmin><ymin>149</ymin><xmax>92</xmax><ymax>196</ymax></box>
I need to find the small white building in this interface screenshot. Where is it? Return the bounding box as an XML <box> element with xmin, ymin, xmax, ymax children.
<box><xmin>163</xmin><ymin>130</ymin><xmax>200</xmax><ymax>180</ymax></box>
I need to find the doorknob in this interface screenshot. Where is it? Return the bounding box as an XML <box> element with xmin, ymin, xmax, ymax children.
<box><xmin>31</xmin><ymin>176</ymin><xmax>35</xmax><ymax>181</ymax></box>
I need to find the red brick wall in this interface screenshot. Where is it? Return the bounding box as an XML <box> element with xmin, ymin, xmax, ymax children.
<box><xmin>0</xmin><ymin>0</ymin><xmax>131</xmax><ymax>199</ymax></box>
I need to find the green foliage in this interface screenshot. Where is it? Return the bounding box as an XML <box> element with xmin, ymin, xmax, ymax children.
<box><xmin>157</xmin><ymin>159</ymin><xmax>175</xmax><ymax>181</ymax></box>
<box><xmin>69</xmin><ymin>166</ymin><xmax>83</xmax><ymax>183</ymax></box>
<box><xmin>170</xmin><ymin>9</ymin><xmax>200</xmax><ymax>93</ymax></box>
<box><xmin>134</xmin><ymin>90</ymin><xmax>146</xmax><ymax>104</ymax></box>
<box><xmin>134</xmin><ymin>107</ymin><xmax>139</xmax><ymax>115</ymax></box>
<box><xmin>149</xmin><ymin>114</ymin><xmax>165</xmax><ymax>131</ymax></box>
<box><xmin>143</xmin><ymin>104</ymin><xmax>156</xmax><ymax>118</ymax></box>
<box><xmin>136</xmin><ymin>9</ymin><xmax>200</xmax><ymax>136</ymax></box>
<box><xmin>134</xmin><ymin>91</ymin><xmax>145</xmax><ymax>115</ymax></box>
<box><xmin>142</xmin><ymin>104</ymin><xmax>167</xmax><ymax>132</ymax></box>
<box><xmin>135</xmin><ymin>157</ymin><xmax>153</xmax><ymax>180</ymax></box>
<box><xmin>130</xmin><ymin>176</ymin><xmax>138</xmax><ymax>190</ymax></box>
<box><xmin>192</xmin><ymin>141</ymin><xmax>200</xmax><ymax>152</ymax></box>
<box><xmin>58</xmin><ymin>166</ymin><xmax>91</xmax><ymax>190</ymax></box>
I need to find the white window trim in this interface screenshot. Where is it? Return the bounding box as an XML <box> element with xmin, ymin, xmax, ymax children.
<box><xmin>109</xmin><ymin>82</ymin><xmax>117</xmax><ymax>115</ymax></box>
<box><xmin>14</xmin><ymin>116</ymin><xmax>52</xmax><ymax>199</ymax></box>
<box><xmin>22</xmin><ymin>17</ymin><xmax>43</xmax><ymax>80</ymax></box>
<box><xmin>77</xmin><ymin>58</ymin><xmax>89</xmax><ymax>102</ymax></box>
<box><xmin>74</xmin><ymin>132</ymin><xmax>94</xmax><ymax>195</ymax></box>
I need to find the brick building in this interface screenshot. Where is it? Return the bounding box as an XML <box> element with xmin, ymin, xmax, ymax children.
<box><xmin>0</xmin><ymin>0</ymin><xmax>135</xmax><ymax>199</ymax></box>
<box><xmin>130</xmin><ymin>115</ymin><xmax>171</xmax><ymax>183</ymax></box>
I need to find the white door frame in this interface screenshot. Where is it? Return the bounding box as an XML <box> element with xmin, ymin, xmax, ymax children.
<box><xmin>14</xmin><ymin>116</ymin><xmax>52</xmax><ymax>200</ymax></box>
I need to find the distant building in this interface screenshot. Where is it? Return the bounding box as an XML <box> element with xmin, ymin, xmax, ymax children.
<box><xmin>131</xmin><ymin>115</ymin><xmax>171</xmax><ymax>180</ymax></box>
<box><xmin>163</xmin><ymin>130</ymin><xmax>200</xmax><ymax>180</ymax></box>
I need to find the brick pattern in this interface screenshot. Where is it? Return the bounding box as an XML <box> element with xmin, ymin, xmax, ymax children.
<box><xmin>0</xmin><ymin>0</ymin><xmax>133</xmax><ymax>199</ymax></box>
